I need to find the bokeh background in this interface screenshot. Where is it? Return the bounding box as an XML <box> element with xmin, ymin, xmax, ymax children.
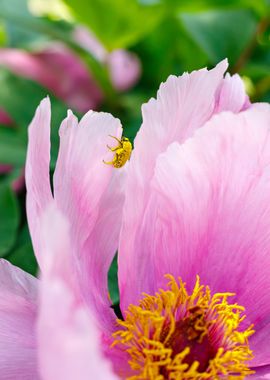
<box><xmin>0</xmin><ymin>0</ymin><xmax>269</xmax><ymax>303</ymax></box>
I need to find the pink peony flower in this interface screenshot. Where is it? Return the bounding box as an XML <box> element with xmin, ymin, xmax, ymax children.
<box><xmin>1</xmin><ymin>60</ymin><xmax>270</xmax><ymax>379</ymax></box>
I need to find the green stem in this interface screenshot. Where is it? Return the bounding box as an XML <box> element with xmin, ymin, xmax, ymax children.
<box><xmin>231</xmin><ymin>17</ymin><xmax>270</xmax><ymax>74</ymax></box>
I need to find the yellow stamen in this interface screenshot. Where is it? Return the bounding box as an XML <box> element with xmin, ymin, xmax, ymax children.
<box><xmin>112</xmin><ymin>275</ymin><xmax>255</xmax><ymax>379</ymax></box>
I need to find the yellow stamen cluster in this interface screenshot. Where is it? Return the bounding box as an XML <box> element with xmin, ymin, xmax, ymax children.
<box><xmin>112</xmin><ymin>275</ymin><xmax>254</xmax><ymax>380</ymax></box>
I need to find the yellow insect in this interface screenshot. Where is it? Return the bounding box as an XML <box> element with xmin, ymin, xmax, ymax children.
<box><xmin>103</xmin><ymin>135</ymin><xmax>132</xmax><ymax>168</ymax></box>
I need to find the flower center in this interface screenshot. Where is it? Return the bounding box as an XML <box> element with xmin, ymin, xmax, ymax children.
<box><xmin>112</xmin><ymin>275</ymin><xmax>255</xmax><ymax>379</ymax></box>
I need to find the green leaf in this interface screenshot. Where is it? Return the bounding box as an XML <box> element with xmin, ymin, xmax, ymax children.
<box><xmin>0</xmin><ymin>68</ymin><xmax>67</xmax><ymax>127</ymax></box>
<box><xmin>133</xmin><ymin>17</ymin><xmax>208</xmax><ymax>90</ymax></box>
<box><xmin>242</xmin><ymin>62</ymin><xmax>270</xmax><ymax>80</ymax></box>
<box><xmin>0</xmin><ymin>183</ymin><xmax>19</xmax><ymax>256</ymax></box>
<box><xmin>7</xmin><ymin>241</ymin><xmax>38</xmax><ymax>276</ymax></box>
<box><xmin>0</xmin><ymin>127</ymin><xmax>26</xmax><ymax>166</ymax></box>
<box><xmin>0</xmin><ymin>21</ymin><xmax>7</xmax><ymax>46</ymax></box>
<box><xmin>62</xmin><ymin>0</ymin><xmax>164</xmax><ymax>49</ymax></box>
<box><xmin>165</xmin><ymin>0</ymin><xmax>269</xmax><ymax>17</ymax></box>
<box><xmin>0</xmin><ymin>68</ymin><xmax>69</xmax><ymax>166</ymax></box>
<box><xmin>0</xmin><ymin>0</ymin><xmax>45</xmax><ymax>48</ymax></box>
<box><xmin>7</xmin><ymin>225</ymin><xmax>38</xmax><ymax>276</ymax></box>
<box><xmin>180</xmin><ymin>10</ymin><xmax>257</xmax><ymax>65</ymax></box>
<box><xmin>0</xmin><ymin>0</ymin><xmax>29</xmax><ymax>17</ymax></box>
<box><xmin>108</xmin><ymin>254</ymin><xmax>119</xmax><ymax>305</ymax></box>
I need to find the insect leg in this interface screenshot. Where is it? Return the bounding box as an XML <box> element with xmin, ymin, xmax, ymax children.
<box><xmin>109</xmin><ymin>135</ymin><xmax>122</xmax><ymax>145</ymax></box>
<box><xmin>103</xmin><ymin>159</ymin><xmax>114</xmax><ymax>165</ymax></box>
<box><xmin>107</xmin><ymin>144</ymin><xmax>119</xmax><ymax>152</ymax></box>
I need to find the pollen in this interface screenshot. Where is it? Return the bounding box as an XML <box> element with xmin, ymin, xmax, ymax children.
<box><xmin>112</xmin><ymin>275</ymin><xmax>255</xmax><ymax>380</ymax></box>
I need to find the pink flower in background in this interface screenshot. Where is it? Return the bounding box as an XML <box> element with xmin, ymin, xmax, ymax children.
<box><xmin>74</xmin><ymin>27</ymin><xmax>141</xmax><ymax>92</ymax></box>
<box><xmin>0</xmin><ymin>27</ymin><xmax>141</xmax><ymax>113</ymax></box>
<box><xmin>107</xmin><ymin>49</ymin><xmax>141</xmax><ymax>91</ymax></box>
<box><xmin>1</xmin><ymin>60</ymin><xmax>270</xmax><ymax>379</ymax></box>
<box><xmin>0</xmin><ymin>164</ymin><xmax>11</xmax><ymax>174</ymax></box>
<box><xmin>0</xmin><ymin>46</ymin><xmax>102</xmax><ymax>112</ymax></box>
<box><xmin>0</xmin><ymin>108</ymin><xmax>12</xmax><ymax>125</ymax></box>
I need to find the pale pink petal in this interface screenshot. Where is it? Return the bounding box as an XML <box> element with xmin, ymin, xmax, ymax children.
<box><xmin>120</xmin><ymin>104</ymin><xmax>270</xmax><ymax>366</ymax></box>
<box><xmin>134</xmin><ymin>59</ymin><xmax>228</xmax><ymax>181</ymax></box>
<box><xmin>38</xmin><ymin>206</ymin><xmax>118</xmax><ymax>380</ymax></box>
<box><xmin>216</xmin><ymin>72</ymin><xmax>250</xmax><ymax>113</ymax></box>
<box><xmin>119</xmin><ymin>60</ymin><xmax>228</xmax><ymax>308</ymax></box>
<box><xmin>25</xmin><ymin>97</ymin><xmax>53</xmax><ymax>270</ymax></box>
<box><xmin>37</xmin><ymin>203</ymin><xmax>76</xmax><ymax>292</ymax></box>
<box><xmin>38</xmin><ymin>281</ymin><xmax>119</xmax><ymax>380</ymax></box>
<box><xmin>0</xmin><ymin>259</ymin><xmax>39</xmax><ymax>379</ymax></box>
<box><xmin>53</xmin><ymin>110</ymin><xmax>126</xmax><ymax>331</ymax></box>
<box><xmin>26</xmin><ymin>99</ymin><xmax>126</xmax><ymax>331</ymax></box>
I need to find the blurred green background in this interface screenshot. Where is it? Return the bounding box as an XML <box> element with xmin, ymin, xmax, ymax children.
<box><xmin>0</xmin><ymin>0</ymin><xmax>269</xmax><ymax>303</ymax></box>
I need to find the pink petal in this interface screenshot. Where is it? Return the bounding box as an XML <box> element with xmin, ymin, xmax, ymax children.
<box><xmin>25</xmin><ymin>97</ymin><xmax>53</xmax><ymax>270</ymax></box>
<box><xmin>26</xmin><ymin>99</ymin><xmax>126</xmax><ymax>331</ymax></box>
<box><xmin>120</xmin><ymin>104</ymin><xmax>270</xmax><ymax>366</ymax></box>
<box><xmin>134</xmin><ymin>59</ymin><xmax>228</xmax><ymax>181</ymax></box>
<box><xmin>53</xmin><ymin>110</ymin><xmax>126</xmax><ymax>330</ymax></box>
<box><xmin>215</xmin><ymin>72</ymin><xmax>250</xmax><ymax>113</ymax></box>
<box><xmin>37</xmin><ymin>203</ymin><xmax>76</xmax><ymax>292</ymax></box>
<box><xmin>38</xmin><ymin>281</ymin><xmax>119</xmax><ymax>380</ymax></box>
<box><xmin>38</xmin><ymin>206</ymin><xmax>118</xmax><ymax>380</ymax></box>
<box><xmin>250</xmin><ymin>366</ymin><xmax>270</xmax><ymax>379</ymax></box>
<box><xmin>0</xmin><ymin>259</ymin><xmax>39</xmax><ymax>379</ymax></box>
<box><xmin>119</xmin><ymin>60</ymin><xmax>228</xmax><ymax>309</ymax></box>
